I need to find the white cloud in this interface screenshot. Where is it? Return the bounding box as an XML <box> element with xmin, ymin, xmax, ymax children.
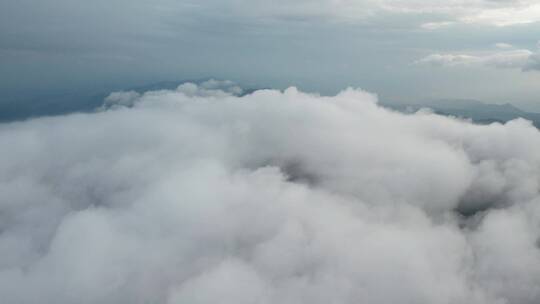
<box><xmin>495</xmin><ymin>42</ymin><xmax>514</xmax><ymax>49</ymax></box>
<box><xmin>420</xmin><ymin>21</ymin><xmax>455</xmax><ymax>30</ymax></box>
<box><xmin>416</xmin><ymin>48</ymin><xmax>538</xmax><ymax>70</ymax></box>
<box><xmin>460</xmin><ymin>2</ymin><xmax>540</xmax><ymax>26</ymax></box>
<box><xmin>1</xmin><ymin>83</ymin><xmax>540</xmax><ymax>303</ymax></box>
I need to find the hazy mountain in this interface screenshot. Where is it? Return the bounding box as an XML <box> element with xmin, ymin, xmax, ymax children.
<box><xmin>382</xmin><ymin>99</ymin><xmax>540</xmax><ymax>128</ymax></box>
<box><xmin>0</xmin><ymin>79</ymin><xmax>209</xmax><ymax>123</ymax></box>
<box><xmin>2</xmin><ymin>84</ymin><xmax>539</xmax><ymax>129</ymax></box>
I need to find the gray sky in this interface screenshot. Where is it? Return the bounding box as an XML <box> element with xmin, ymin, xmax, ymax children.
<box><xmin>1</xmin><ymin>0</ymin><xmax>540</xmax><ymax>108</ymax></box>
<box><xmin>4</xmin><ymin>4</ymin><xmax>540</xmax><ymax>303</ymax></box>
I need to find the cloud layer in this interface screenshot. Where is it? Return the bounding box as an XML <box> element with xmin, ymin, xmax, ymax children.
<box><xmin>416</xmin><ymin>44</ymin><xmax>540</xmax><ymax>71</ymax></box>
<box><xmin>208</xmin><ymin>0</ymin><xmax>540</xmax><ymax>27</ymax></box>
<box><xmin>1</xmin><ymin>82</ymin><xmax>540</xmax><ymax>303</ymax></box>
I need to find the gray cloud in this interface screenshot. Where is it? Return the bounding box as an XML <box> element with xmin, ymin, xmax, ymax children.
<box><xmin>1</xmin><ymin>83</ymin><xmax>540</xmax><ymax>303</ymax></box>
<box><xmin>524</xmin><ymin>53</ymin><xmax>540</xmax><ymax>70</ymax></box>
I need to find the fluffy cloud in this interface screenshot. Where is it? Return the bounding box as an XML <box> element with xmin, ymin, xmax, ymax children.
<box><xmin>416</xmin><ymin>46</ymin><xmax>540</xmax><ymax>70</ymax></box>
<box><xmin>1</xmin><ymin>83</ymin><xmax>540</xmax><ymax>303</ymax></box>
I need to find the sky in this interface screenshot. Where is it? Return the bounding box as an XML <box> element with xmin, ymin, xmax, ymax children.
<box><xmin>1</xmin><ymin>0</ymin><xmax>540</xmax><ymax>109</ymax></box>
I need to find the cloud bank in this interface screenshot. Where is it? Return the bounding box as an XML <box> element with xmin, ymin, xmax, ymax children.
<box><xmin>1</xmin><ymin>82</ymin><xmax>540</xmax><ymax>303</ymax></box>
<box><xmin>416</xmin><ymin>44</ymin><xmax>540</xmax><ymax>71</ymax></box>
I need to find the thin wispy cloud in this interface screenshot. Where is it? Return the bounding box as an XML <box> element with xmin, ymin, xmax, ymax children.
<box><xmin>416</xmin><ymin>44</ymin><xmax>540</xmax><ymax>71</ymax></box>
<box><xmin>204</xmin><ymin>0</ymin><xmax>540</xmax><ymax>28</ymax></box>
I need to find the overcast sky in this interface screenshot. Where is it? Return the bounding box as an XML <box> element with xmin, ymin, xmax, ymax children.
<box><xmin>3</xmin><ymin>4</ymin><xmax>540</xmax><ymax>303</ymax></box>
<box><xmin>1</xmin><ymin>0</ymin><xmax>540</xmax><ymax>107</ymax></box>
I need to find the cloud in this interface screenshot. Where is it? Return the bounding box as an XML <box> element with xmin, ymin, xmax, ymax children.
<box><xmin>103</xmin><ymin>91</ymin><xmax>141</xmax><ymax>108</ymax></box>
<box><xmin>495</xmin><ymin>42</ymin><xmax>514</xmax><ymax>49</ymax></box>
<box><xmin>420</xmin><ymin>21</ymin><xmax>455</xmax><ymax>30</ymax></box>
<box><xmin>216</xmin><ymin>0</ymin><xmax>540</xmax><ymax>27</ymax></box>
<box><xmin>416</xmin><ymin>47</ymin><xmax>539</xmax><ymax>70</ymax></box>
<box><xmin>1</xmin><ymin>83</ymin><xmax>540</xmax><ymax>303</ymax></box>
<box><xmin>459</xmin><ymin>1</ymin><xmax>540</xmax><ymax>26</ymax></box>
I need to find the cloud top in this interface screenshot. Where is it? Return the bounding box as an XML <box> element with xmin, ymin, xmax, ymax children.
<box><xmin>1</xmin><ymin>83</ymin><xmax>540</xmax><ymax>303</ymax></box>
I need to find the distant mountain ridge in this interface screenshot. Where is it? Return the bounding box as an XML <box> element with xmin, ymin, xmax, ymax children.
<box><xmin>0</xmin><ymin>79</ymin><xmax>269</xmax><ymax>123</ymax></box>
<box><xmin>0</xmin><ymin>79</ymin><xmax>216</xmax><ymax>123</ymax></box>
<box><xmin>382</xmin><ymin>99</ymin><xmax>540</xmax><ymax>128</ymax></box>
<box><xmin>1</xmin><ymin>84</ymin><xmax>539</xmax><ymax>129</ymax></box>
